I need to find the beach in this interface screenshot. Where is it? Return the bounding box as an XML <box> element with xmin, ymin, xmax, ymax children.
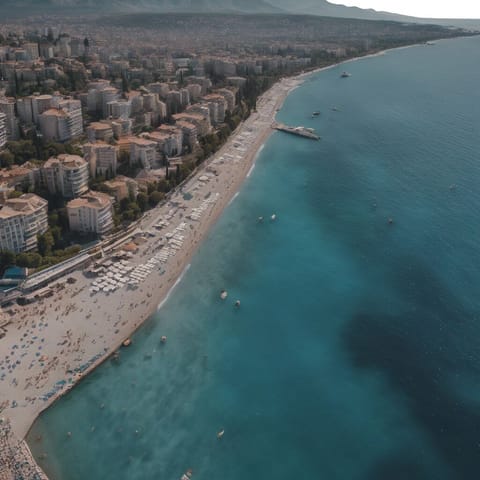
<box><xmin>0</xmin><ymin>74</ymin><xmax>306</xmax><ymax>476</ymax></box>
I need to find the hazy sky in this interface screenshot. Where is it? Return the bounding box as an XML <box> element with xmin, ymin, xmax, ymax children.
<box><xmin>329</xmin><ymin>1</ymin><xmax>480</xmax><ymax>18</ymax></box>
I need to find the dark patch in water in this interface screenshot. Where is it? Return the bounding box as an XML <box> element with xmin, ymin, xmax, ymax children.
<box><xmin>367</xmin><ymin>453</ymin><xmax>433</xmax><ymax>480</ymax></box>
<box><xmin>343</xmin><ymin>259</ymin><xmax>480</xmax><ymax>478</ymax></box>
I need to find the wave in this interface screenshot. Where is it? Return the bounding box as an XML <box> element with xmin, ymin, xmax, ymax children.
<box><xmin>157</xmin><ymin>263</ymin><xmax>191</xmax><ymax>310</ymax></box>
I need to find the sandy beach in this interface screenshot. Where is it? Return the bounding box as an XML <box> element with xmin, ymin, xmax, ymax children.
<box><xmin>0</xmin><ymin>73</ymin><xmax>308</xmax><ymax>478</ymax></box>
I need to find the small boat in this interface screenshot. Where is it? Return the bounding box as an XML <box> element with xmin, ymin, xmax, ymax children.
<box><xmin>161</xmin><ymin>336</ymin><xmax>167</xmax><ymax>343</ymax></box>
<box><xmin>220</xmin><ymin>289</ymin><xmax>228</xmax><ymax>300</ymax></box>
<box><xmin>271</xmin><ymin>214</ymin><xmax>276</xmax><ymax>221</ymax></box>
<box><xmin>122</xmin><ymin>338</ymin><xmax>132</xmax><ymax>347</ymax></box>
<box><xmin>217</xmin><ymin>429</ymin><xmax>225</xmax><ymax>439</ymax></box>
<box><xmin>258</xmin><ymin>216</ymin><xmax>264</xmax><ymax>223</ymax></box>
<box><xmin>340</xmin><ymin>71</ymin><xmax>351</xmax><ymax>78</ymax></box>
<box><xmin>234</xmin><ymin>300</ymin><xmax>241</xmax><ymax>308</ymax></box>
<box><xmin>312</xmin><ymin>111</ymin><xmax>320</xmax><ymax>116</ymax></box>
<box><xmin>388</xmin><ymin>218</ymin><xmax>394</xmax><ymax>225</ymax></box>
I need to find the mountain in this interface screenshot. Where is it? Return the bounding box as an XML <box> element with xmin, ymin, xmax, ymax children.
<box><xmin>268</xmin><ymin>0</ymin><xmax>480</xmax><ymax>29</ymax></box>
<box><xmin>268</xmin><ymin>0</ymin><xmax>414</xmax><ymax>22</ymax></box>
<box><xmin>0</xmin><ymin>0</ymin><xmax>281</xmax><ymax>14</ymax></box>
<box><xmin>0</xmin><ymin>0</ymin><xmax>478</xmax><ymax>29</ymax></box>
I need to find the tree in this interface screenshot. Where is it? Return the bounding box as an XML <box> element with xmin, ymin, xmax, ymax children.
<box><xmin>137</xmin><ymin>192</ymin><xmax>148</xmax><ymax>212</ymax></box>
<box><xmin>148</xmin><ymin>191</ymin><xmax>164</xmax><ymax>207</ymax></box>
<box><xmin>0</xmin><ymin>250</ymin><xmax>15</xmax><ymax>269</ymax></box>
<box><xmin>0</xmin><ymin>150</ymin><xmax>14</xmax><ymax>168</ymax></box>
<box><xmin>37</xmin><ymin>231</ymin><xmax>54</xmax><ymax>256</ymax></box>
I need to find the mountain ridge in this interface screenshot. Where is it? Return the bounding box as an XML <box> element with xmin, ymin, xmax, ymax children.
<box><xmin>0</xmin><ymin>0</ymin><xmax>478</xmax><ymax>28</ymax></box>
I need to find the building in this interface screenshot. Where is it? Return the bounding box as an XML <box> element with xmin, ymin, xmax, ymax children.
<box><xmin>202</xmin><ymin>94</ymin><xmax>227</xmax><ymax>125</ymax></box>
<box><xmin>0</xmin><ymin>113</ymin><xmax>6</xmax><ymax>149</ymax></box>
<box><xmin>86</xmin><ymin>122</ymin><xmax>114</xmax><ymax>143</ymax></box>
<box><xmin>145</xmin><ymin>125</ymin><xmax>183</xmax><ymax>157</ymax></box>
<box><xmin>67</xmin><ymin>191</ymin><xmax>114</xmax><ymax>235</ymax></box>
<box><xmin>107</xmin><ymin>99</ymin><xmax>131</xmax><ymax>119</ymax></box>
<box><xmin>175</xmin><ymin>120</ymin><xmax>198</xmax><ymax>150</ymax></box>
<box><xmin>41</xmin><ymin>154</ymin><xmax>89</xmax><ymax>198</ymax></box>
<box><xmin>32</xmin><ymin>95</ymin><xmax>54</xmax><ymax>124</ymax></box>
<box><xmin>0</xmin><ymin>193</ymin><xmax>48</xmax><ymax>253</ymax></box>
<box><xmin>39</xmin><ymin>99</ymin><xmax>83</xmax><ymax>142</ymax></box>
<box><xmin>83</xmin><ymin>143</ymin><xmax>117</xmax><ymax>178</ymax></box>
<box><xmin>130</xmin><ymin>138</ymin><xmax>160</xmax><ymax>170</ymax></box>
<box><xmin>217</xmin><ymin>88</ymin><xmax>237</xmax><ymax>112</ymax></box>
<box><xmin>0</xmin><ymin>166</ymin><xmax>36</xmax><ymax>189</ymax></box>
<box><xmin>0</xmin><ymin>97</ymin><xmax>19</xmax><ymax>140</ymax></box>
<box><xmin>104</xmin><ymin>176</ymin><xmax>138</xmax><ymax>202</ymax></box>
<box><xmin>173</xmin><ymin>110</ymin><xmax>211</xmax><ymax>137</ymax></box>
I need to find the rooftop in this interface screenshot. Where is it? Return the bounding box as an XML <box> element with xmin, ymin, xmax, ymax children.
<box><xmin>67</xmin><ymin>191</ymin><xmax>113</xmax><ymax>210</ymax></box>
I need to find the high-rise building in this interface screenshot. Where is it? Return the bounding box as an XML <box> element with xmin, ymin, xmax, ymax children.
<box><xmin>0</xmin><ymin>97</ymin><xmax>19</xmax><ymax>140</ymax></box>
<box><xmin>39</xmin><ymin>99</ymin><xmax>83</xmax><ymax>142</ymax></box>
<box><xmin>83</xmin><ymin>143</ymin><xmax>118</xmax><ymax>178</ymax></box>
<box><xmin>0</xmin><ymin>194</ymin><xmax>48</xmax><ymax>253</ymax></box>
<box><xmin>67</xmin><ymin>191</ymin><xmax>114</xmax><ymax>235</ymax></box>
<box><xmin>0</xmin><ymin>113</ymin><xmax>6</xmax><ymax>149</ymax></box>
<box><xmin>41</xmin><ymin>154</ymin><xmax>89</xmax><ymax>199</ymax></box>
<box><xmin>130</xmin><ymin>138</ymin><xmax>159</xmax><ymax>170</ymax></box>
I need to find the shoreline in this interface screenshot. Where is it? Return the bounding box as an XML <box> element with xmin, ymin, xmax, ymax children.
<box><xmin>0</xmin><ymin>40</ymin><xmax>441</xmax><ymax>478</ymax></box>
<box><xmin>0</xmin><ymin>68</ymin><xmax>303</xmax><ymax>480</ymax></box>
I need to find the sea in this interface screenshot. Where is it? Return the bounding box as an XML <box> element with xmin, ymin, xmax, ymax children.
<box><xmin>28</xmin><ymin>35</ymin><xmax>480</xmax><ymax>480</ymax></box>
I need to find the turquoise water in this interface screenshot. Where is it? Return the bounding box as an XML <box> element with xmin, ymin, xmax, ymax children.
<box><xmin>29</xmin><ymin>36</ymin><xmax>480</xmax><ymax>479</ymax></box>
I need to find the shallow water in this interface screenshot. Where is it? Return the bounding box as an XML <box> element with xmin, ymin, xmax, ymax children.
<box><xmin>29</xmin><ymin>36</ymin><xmax>480</xmax><ymax>479</ymax></box>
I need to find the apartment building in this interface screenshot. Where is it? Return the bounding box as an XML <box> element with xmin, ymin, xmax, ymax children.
<box><xmin>67</xmin><ymin>191</ymin><xmax>114</xmax><ymax>235</ymax></box>
<box><xmin>130</xmin><ymin>138</ymin><xmax>160</xmax><ymax>170</ymax></box>
<box><xmin>83</xmin><ymin>143</ymin><xmax>118</xmax><ymax>178</ymax></box>
<box><xmin>0</xmin><ymin>193</ymin><xmax>48</xmax><ymax>253</ymax></box>
<box><xmin>41</xmin><ymin>154</ymin><xmax>89</xmax><ymax>198</ymax></box>
<box><xmin>39</xmin><ymin>99</ymin><xmax>83</xmax><ymax>142</ymax></box>
<box><xmin>0</xmin><ymin>113</ymin><xmax>6</xmax><ymax>149</ymax></box>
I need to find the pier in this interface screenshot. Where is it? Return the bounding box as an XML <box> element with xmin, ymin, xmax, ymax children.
<box><xmin>272</xmin><ymin>122</ymin><xmax>320</xmax><ymax>140</ymax></box>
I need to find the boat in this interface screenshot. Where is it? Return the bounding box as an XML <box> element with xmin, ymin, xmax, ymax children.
<box><xmin>122</xmin><ymin>338</ymin><xmax>132</xmax><ymax>347</ymax></box>
<box><xmin>234</xmin><ymin>300</ymin><xmax>241</xmax><ymax>308</ymax></box>
<box><xmin>180</xmin><ymin>470</ymin><xmax>193</xmax><ymax>480</ymax></box>
<box><xmin>220</xmin><ymin>289</ymin><xmax>228</xmax><ymax>300</ymax></box>
<box><xmin>312</xmin><ymin>111</ymin><xmax>320</xmax><ymax>116</ymax></box>
<box><xmin>217</xmin><ymin>429</ymin><xmax>225</xmax><ymax>439</ymax></box>
<box><xmin>340</xmin><ymin>71</ymin><xmax>351</xmax><ymax>78</ymax></box>
<box><xmin>161</xmin><ymin>336</ymin><xmax>167</xmax><ymax>343</ymax></box>
<box><xmin>271</xmin><ymin>214</ymin><xmax>276</xmax><ymax>221</ymax></box>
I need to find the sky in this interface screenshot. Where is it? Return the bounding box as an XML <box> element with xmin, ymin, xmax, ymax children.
<box><xmin>329</xmin><ymin>1</ymin><xmax>480</xmax><ymax>18</ymax></box>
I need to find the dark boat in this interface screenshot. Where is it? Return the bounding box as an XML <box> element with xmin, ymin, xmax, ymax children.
<box><xmin>340</xmin><ymin>72</ymin><xmax>351</xmax><ymax>78</ymax></box>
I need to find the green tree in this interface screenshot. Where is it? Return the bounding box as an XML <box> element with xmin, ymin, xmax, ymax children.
<box><xmin>0</xmin><ymin>150</ymin><xmax>14</xmax><ymax>167</ymax></box>
<box><xmin>148</xmin><ymin>191</ymin><xmax>164</xmax><ymax>207</ymax></box>
<box><xmin>137</xmin><ymin>192</ymin><xmax>148</xmax><ymax>212</ymax></box>
<box><xmin>37</xmin><ymin>230</ymin><xmax>54</xmax><ymax>256</ymax></box>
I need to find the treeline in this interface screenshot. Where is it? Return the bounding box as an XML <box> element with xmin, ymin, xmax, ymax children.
<box><xmin>0</xmin><ymin>137</ymin><xmax>82</xmax><ymax>168</ymax></box>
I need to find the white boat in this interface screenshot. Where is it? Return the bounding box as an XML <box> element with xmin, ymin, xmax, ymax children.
<box><xmin>271</xmin><ymin>214</ymin><xmax>276</xmax><ymax>221</ymax></box>
<box><xmin>220</xmin><ymin>290</ymin><xmax>228</xmax><ymax>300</ymax></box>
<box><xmin>217</xmin><ymin>429</ymin><xmax>225</xmax><ymax>439</ymax></box>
